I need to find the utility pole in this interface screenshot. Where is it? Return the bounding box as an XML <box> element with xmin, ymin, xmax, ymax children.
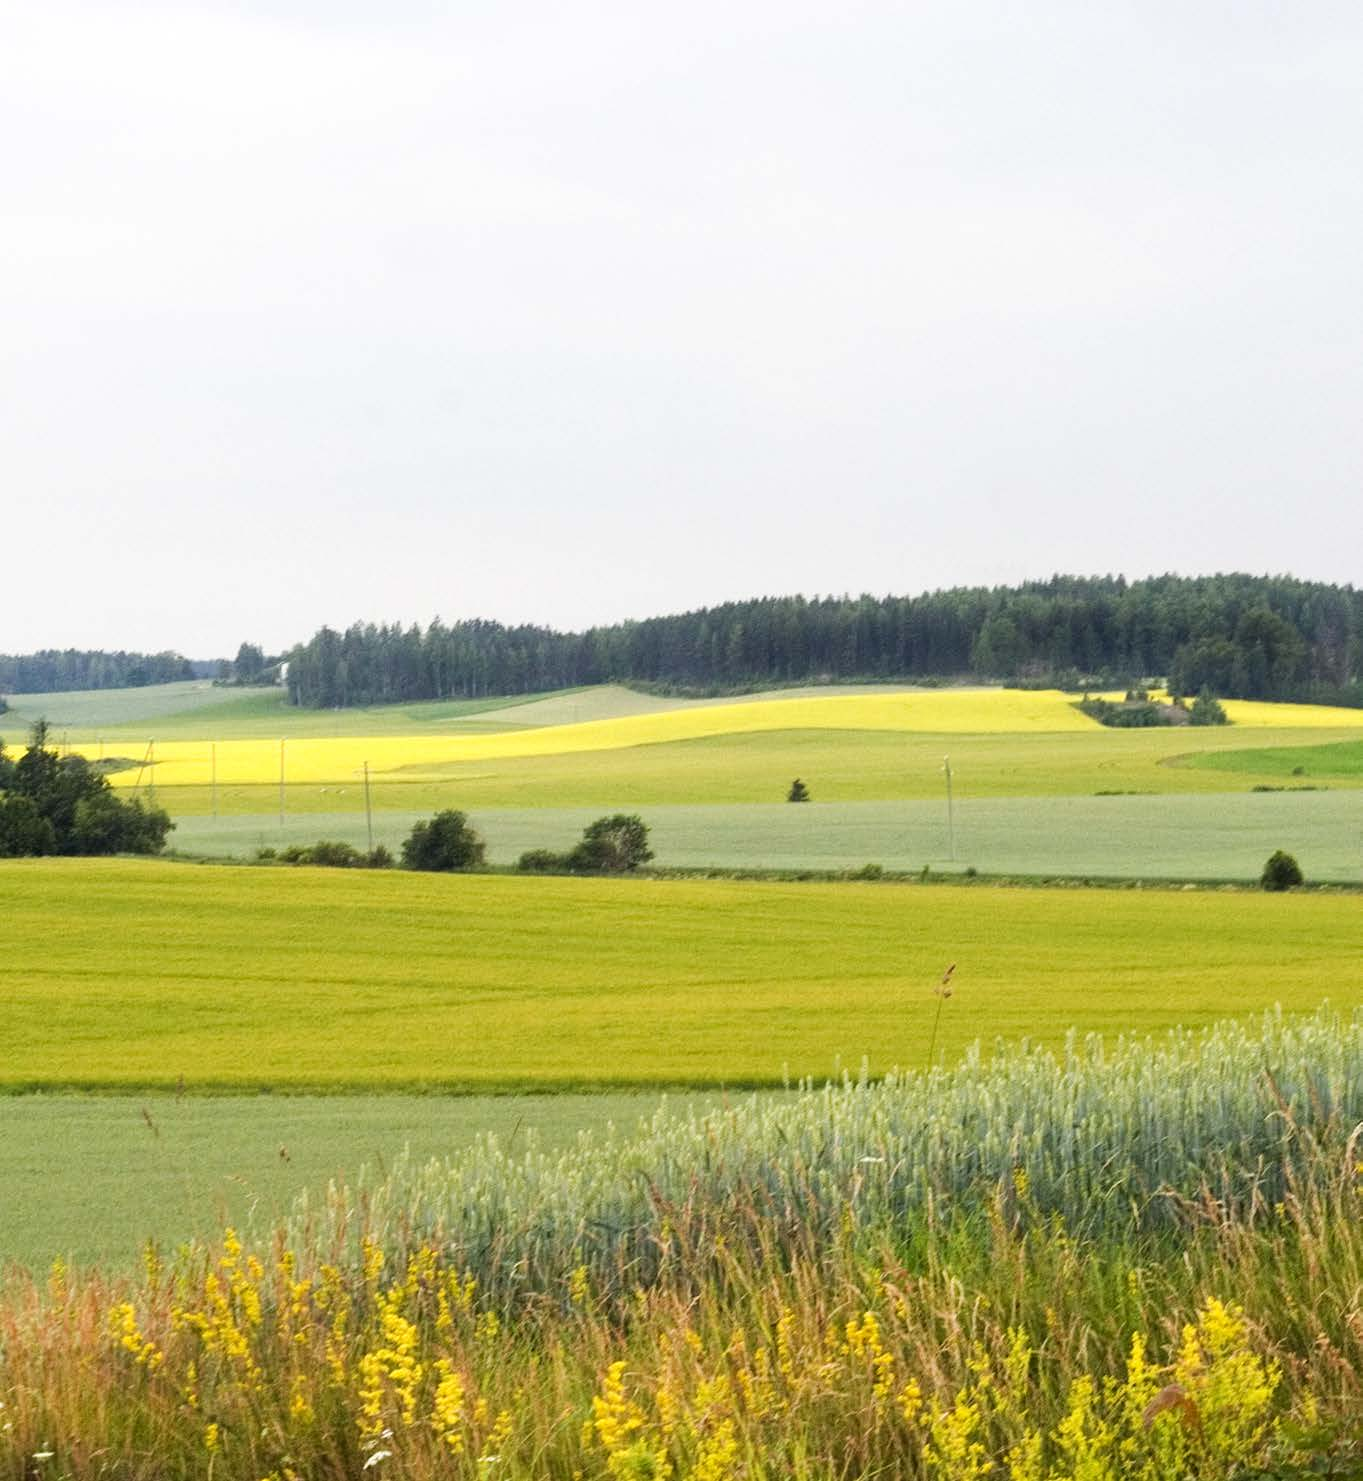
<box><xmin>363</xmin><ymin>760</ymin><xmax>374</xmax><ymax>854</ymax></box>
<box><xmin>943</xmin><ymin>754</ymin><xmax>955</xmax><ymax>863</ymax></box>
<box><xmin>278</xmin><ymin>739</ymin><xmax>286</xmax><ymax>829</ymax></box>
<box><xmin>211</xmin><ymin>742</ymin><xmax>217</xmax><ymax>822</ymax></box>
<box><xmin>148</xmin><ymin>739</ymin><xmax>156</xmax><ymax>804</ymax></box>
<box><xmin>133</xmin><ymin>739</ymin><xmax>153</xmax><ymax>793</ymax></box>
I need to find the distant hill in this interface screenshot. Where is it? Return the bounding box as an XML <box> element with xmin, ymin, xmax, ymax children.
<box><xmin>284</xmin><ymin>574</ymin><xmax>1363</xmax><ymax>711</ymax></box>
<box><xmin>0</xmin><ymin>649</ymin><xmax>215</xmax><ymax>695</ymax></box>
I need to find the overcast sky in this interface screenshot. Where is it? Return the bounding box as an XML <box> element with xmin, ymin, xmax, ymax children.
<box><xmin>4</xmin><ymin>2</ymin><xmax>1361</xmax><ymax>658</ymax></box>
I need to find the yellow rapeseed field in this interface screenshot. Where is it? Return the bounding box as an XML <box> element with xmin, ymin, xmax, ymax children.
<box><xmin>88</xmin><ymin>688</ymin><xmax>1363</xmax><ymax>789</ymax></box>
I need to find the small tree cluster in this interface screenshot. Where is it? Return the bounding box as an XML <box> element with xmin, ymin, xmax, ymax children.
<box><xmin>516</xmin><ymin>815</ymin><xmax>653</xmax><ymax>874</ymax></box>
<box><xmin>0</xmin><ymin>722</ymin><xmax>173</xmax><ymax>858</ymax></box>
<box><xmin>401</xmin><ymin>810</ymin><xmax>486</xmax><ymax>872</ymax></box>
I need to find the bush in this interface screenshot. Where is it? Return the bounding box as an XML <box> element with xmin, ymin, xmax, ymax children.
<box><xmin>401</xmin><ymin>810</ymin><xmax>486</xmax><ymax>872</ymax></box>
<box><xmin>278</xmin><ymin>840</ymin><xmax>365</xmax><ymax>868</ymax></box>
<box><xmin>1189</xmin><ymin>687</ymin><xmax>1229</xmax><ymax>726</ymax></box>
<box><xmin>0</xmin><ymin>794</ymin><xmax>56</xmax><ymax>857</ymax></box>
<box><xmin>307</xmin><ymin>840</ymin><xmax>365</xmax><ymax>868</ymax></box>
<box><xmin>787</xmin><ymin>778</ymin><xmax>810</xmax><ymax>802</ymax></box>
<box><xmin>1079</xmin><ymin>695</ymin><xmax>1163</xmax><ymax>727</ymax></box>
<box><xmin>564</xmin><ymin>814</ymin><xmax>653</xmax><ymax>873</ymax></box>
<box><xmin>259</xmin><ymin>841</ymin><xmax>391</xmax><ymax>868</ymax></box>
<box><xmin>852</xmin><ymin>862</ymin><xmax>883</xmax><ymax>880</ymax></box>
<box><xmin>1261</xmin><ymin>850</ymin><xmax>1303</xmax><ymax>891</ymax></box>
<box><xmin>69</xmin><ymin>794</ymin><xmax>173</xmax><ymax>856</ymax></box>
<box><xmin>517</xmin><ymin>848</ymin><xmax>566</xmax><ymax>873</ymax></box>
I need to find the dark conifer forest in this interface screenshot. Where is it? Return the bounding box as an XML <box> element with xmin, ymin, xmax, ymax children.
<box><xmin>281</xmin><ymin>574</ymin><xmax>1363</xmax><ymax>709</ymax></box>
<box><xmin>0</xmin><ymin>650</ymin><xmax>201</xmax><ymax>694</ymax></box>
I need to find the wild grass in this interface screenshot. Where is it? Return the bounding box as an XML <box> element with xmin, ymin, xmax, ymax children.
<box><xmin>5</xmin><ymin>1008</ymin><xmax>1363</xmax><ymax>1478</ymax></box>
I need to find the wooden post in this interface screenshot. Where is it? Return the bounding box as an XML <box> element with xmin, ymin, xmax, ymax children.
<box><xmin>943</xmin><ymin>754</ymin><xmax>955</xmax><ymax>862</ymax></box>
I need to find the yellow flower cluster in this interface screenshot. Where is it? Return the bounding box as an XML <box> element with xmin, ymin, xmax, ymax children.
<box><xmin>109</xmin><ymin>1302</ymin><xmax>164</xmax><ymax>1371</ymax></box>
<box><xmin>357</xmin><ymin>1291</ymin><xmax>425</xmax><ymax>1440</ymax></box>
<box><xmin>94</xmin><ymin>1225</ymin><xmax>1288</xmax><ymax>1481</ymax></box>
<box><xmin>917</xmin><ymin>1300</ymin><xmax>1280</xmax><ymax>1481</ymax></box>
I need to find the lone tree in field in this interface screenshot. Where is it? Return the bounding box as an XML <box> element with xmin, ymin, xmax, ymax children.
<box><xmin>400</xmin><ymin>810</ymin><xmax>486</xmax><ymax>872</ymax></box>
<box><xmin>1261</xmin><ymin>850</ymin><xmax>1303</xmax><ymax>892</ymax></box>
<box><xmin>565</xmin><ymin>814</ymin><xmax>653</xmax><ymax>873</ymax></box>
<box><xmin>787</xmin><ymin>778</ymin><xmax>810</xmax><ymax>802</ymax></box>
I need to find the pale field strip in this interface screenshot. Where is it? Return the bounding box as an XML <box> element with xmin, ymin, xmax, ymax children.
<box><xmin>60</xmin><ymin>688</ymin><xmax>1363</xmax><ymax>790</ymax></box>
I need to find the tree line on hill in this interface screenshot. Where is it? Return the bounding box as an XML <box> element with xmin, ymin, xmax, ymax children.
<box><xmin>0</xmin><ymin>649</ymin><xmax>208</xmax><ymax>694</ymax></box>
<box><xmin>282</xmin><ymin>574</ymin><xmax>1363</xmax><ymax>709</ymax></box>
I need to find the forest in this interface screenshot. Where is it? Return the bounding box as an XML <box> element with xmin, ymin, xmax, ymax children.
<box><xmin>0</xmin><ymin>649</ymin><xmax>203</xmax><ymax>694</ymax></box>
<box><xmin>282</xmin><ymin>573</ymin><xmax>1363</xmax><ymax>709</ymax></box>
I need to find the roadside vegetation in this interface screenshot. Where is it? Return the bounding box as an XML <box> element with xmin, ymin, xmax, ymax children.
<box><xmin>4</xmin><ymin>1008</ymin><xmax>1363</xmax><ymax>1477</ymax></box>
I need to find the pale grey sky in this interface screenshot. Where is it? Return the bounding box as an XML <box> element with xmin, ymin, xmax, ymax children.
<box><xmin>4</xmin><ymin>2</ymin><xmax>1360</xmax><ymax>657</ymax></box>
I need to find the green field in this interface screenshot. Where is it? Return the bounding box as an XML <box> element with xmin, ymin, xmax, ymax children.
<box><xmin>1185</xmin><ymin>736</ymin><xmax>1363</xmax><ymax>780</ymax></box>
<box><xmin>0</xmin><ymin>682</ymin><xmax>578</xmax><ymax>742</ymax></box>
<box><xmin>0</xmin><ymin>1091</ymin><xmax>727</xmax><ymax>1270</ymax></box>
<box><xmin>160</xmin><ymin>790</ymin><xmax>1363</xmax><ymax>881</ymax></box>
